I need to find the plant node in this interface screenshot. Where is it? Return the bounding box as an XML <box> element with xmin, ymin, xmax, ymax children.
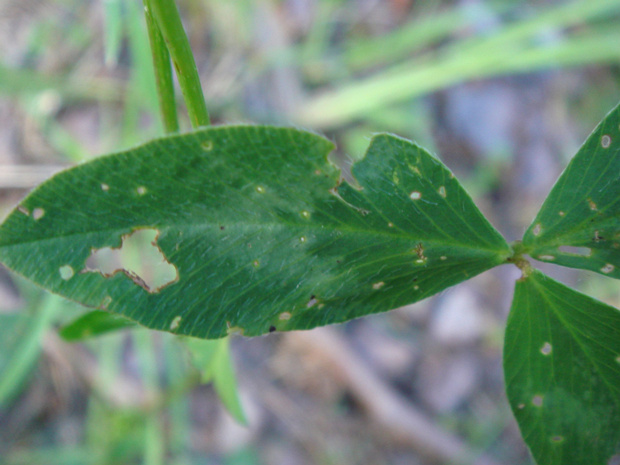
<box><xmin>507</xmin><ymin>240</ymin><xmax>533</xmax><ymax>279</ymax></box>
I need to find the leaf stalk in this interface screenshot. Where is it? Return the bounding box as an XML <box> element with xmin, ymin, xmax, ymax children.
<box><xmin>143</xmin><ymin>0</ymin><xmax>179</xmax><ymax>134</ymax></box>
<box><xmin>146</xmin><ymin>0</ymin><xmax>210</xmax><ymax>128</ymax></box>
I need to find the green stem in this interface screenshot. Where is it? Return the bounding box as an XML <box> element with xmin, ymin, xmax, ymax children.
<box><xmin>147</xmin><ymin>0</ymin><xmax>210</xmax><ymax>128</ymax></box>
<box><xmin>143</xmin><ymin>0</ymin><xmax>179</xmax><ymax>134</ymax></box>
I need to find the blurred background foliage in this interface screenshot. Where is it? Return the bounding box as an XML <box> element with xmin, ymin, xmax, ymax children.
<box><xmin>0</xmin><ymin>0</ymin><xmax>619</xmax><ymax>464</ymax></box>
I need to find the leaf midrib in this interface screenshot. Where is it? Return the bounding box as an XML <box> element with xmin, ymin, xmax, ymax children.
<box><xmin>0</xmin><ymin>217</ymin><xmax>510</xmax><ymax>255</ymax></box>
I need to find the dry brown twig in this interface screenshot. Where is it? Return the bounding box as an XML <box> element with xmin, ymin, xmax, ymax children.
<box><xmin>284</xmin><ymin>327</ymin><xmax>504</xmax><ymax>465</ymax></box>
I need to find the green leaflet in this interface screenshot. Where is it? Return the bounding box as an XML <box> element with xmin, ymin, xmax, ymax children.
<box><xmin>504</xmin><ymin>270</ymin><xmax>620</xmax><ymax>465</ymax></box>
<box><xmin>0</xmin><ymin>295</ymin><xmax>61</xmax><ymax>405</ymax></box>
<box><xmin>60</xmin><ymin>310</ymin><xmax>136</xmax><ymax>341</ymax></box>
<box><xmin>0</xmin><ymin>126</ymin><xmax>509</xmax><ymax>338</ymax></box>
<box><xmin>523</xmin><ymin>102</ymin><xmax>620</xmax><ymax>279</ymax></box>
<box><xmin>184</xmin><ymin>337</ymin><xmax>247</xmax><ymax>425</ymax></box>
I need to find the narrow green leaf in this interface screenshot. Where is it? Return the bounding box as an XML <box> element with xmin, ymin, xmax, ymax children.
<box><xmin>523</xmin><ymin>102</ymin><xmax>620</xmax><ymax>279</ymax></box>
<box><xmin>0</xmin><ymin>295</ymin><xmax>61</xmax><ymax>405</ymax></box>
<box><xmin>103</xmin><ymin>0</ymin><xmax>123</xmax><ymax>67</ymax></box>
<box><xmin>504</xmin><ymin>270</ymin><xmax>620</xmax><ymax>465</ymax></box>
<box><xmin>184</xmin><ymin>337</ymin><xmax>247</xmax><ymax>425</ymax></box>
<box><xmin>60</xmin><ymin>310</ymin><xmax>136</xmax><ymax>341</ymax></box>
<box><xmin>0</xmin><ymin>126</ymin><xmax>509</xmax><ymax>338</ymax></box>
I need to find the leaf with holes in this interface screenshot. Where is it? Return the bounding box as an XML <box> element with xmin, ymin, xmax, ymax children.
<box><xmin>504</xmin><ymin>269</ymin><xmax>620</xmax><ymax>465</ymax></box>
<box><xmin>0</xmin><ymin>126</ymin><xmax>510</xmax><ymax>339</ymax></box>
<box><xmin>522</xmin><ymin>103</ymin><xmax>620</xmax><ymax>279</ymax></box>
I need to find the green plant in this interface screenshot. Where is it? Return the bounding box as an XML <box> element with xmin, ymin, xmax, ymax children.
<box><xmin>0</xmin><ymin>1</ymin><xmax>618</xmax><ymax>464</ymax></box>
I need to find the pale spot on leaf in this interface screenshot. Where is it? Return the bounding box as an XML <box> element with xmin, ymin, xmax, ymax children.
<box><xmin>300</xmin><ymin>236</ymin><xmax>306</xmax><ymax>243</ymax></box>
<box><xmin>137</xmin><ymin>186</ymin><xmax>147</xmax><ymax>195</ymax></box>
<box><xmin>558</xmin><ymin>211</ymin><xmax>565</xmax><ymax>216</ymax></box>
<box><xmin>59</xmin><ymin>265</ymin><xmax>74</xmax><ymax>280</ymax></box>
<box><xmin>301</xmin><ymin>211</ymin><xmax>310</xmax><ymax>219</ymax></box>
<box><xmin>170</xmin><ymin>316</ymin><xmax>182</xmax><ymax>331</ymax></box>
<box><xmin>533</xmin><ymin>223</ymin><xmax>542</xmax><ymax>236</ymax></box>
<box><xmin>279</xmin><ymin>312</ymin><xmax>291</xmax><ymax>320</ymax></box>
<box><xmin>601</xmin><ymin>134</ymin><xmax>611</xmax><ymax>148</ymax></box>
<box><xmin>256</xmin><ymin>186</ymin><xmax>265</xmax><ymax>193</ymax></box>
<box><xmin>409</xmin><ymin>191</ymin><xmax>421</xmax><ymax>200</ymax></box>
<box><xmin>438</xmin><ymin>186</ymin><xmax>446</xmax><ymax>198</ymax></box>
<box><xmin>372</xmin><ymin>282</ymin><xmax>385</xmax><ymax>290</ymax></box>
<box><xmin>588</xmin><ymin>198</ymin><xmax>597</xmax><ymax>211</ymax></box>
<box><xmin>414</xmin><ymin>243</ymin><xmax>426</xmax><ymax>261</ymax></box>
<box><xmin>101</xmin><ymin>183</ymin><xmax>109</xmax><ymax>191</ymax></box>
<box><xmin>532</xmin><ymin>395</ymin><xmax>543</xmax><ymax>407</ymax></box>
<box><xmin>17</xmin><ymin>206</ymin><xmax>29</xmax><ymax>215</ymax></box>
<box><xmin>99</xmin><ymin>296</ymin><xmax>112</xmax><ymax>309</ymax></box>
<box><xmin>32</xmin><ymin>208</ymin><xmax>45</xmax><ymax>220</ymax></box>
<box><xmin>541</xmin><ymin>342</ymin><xmax>552</xmax><ymax>355</ymax></box>
<box><xmin>538</xmin><ymin>255</ymin><xmax>555</xmax><ymax>261</ymax></box>
<box><xmin>201</xmin><ymin>140</ymin><xmax>213</xmax><ymax>151</ymax></box>
<box><xmin>601</xmin><ymin>264</ymin><xmax>615</xmax><ymax>274</ymax></box>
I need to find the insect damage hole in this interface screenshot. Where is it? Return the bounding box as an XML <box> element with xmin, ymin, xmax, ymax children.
<box><xmin>558</xmin><ymin>246</ymin><xmax>591</xmax><ymax>256</ymax></box>
<box><xmin>83</xmin><ymin>228</ymin><xmax>178</xmax><ymax>293</ymax></box>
